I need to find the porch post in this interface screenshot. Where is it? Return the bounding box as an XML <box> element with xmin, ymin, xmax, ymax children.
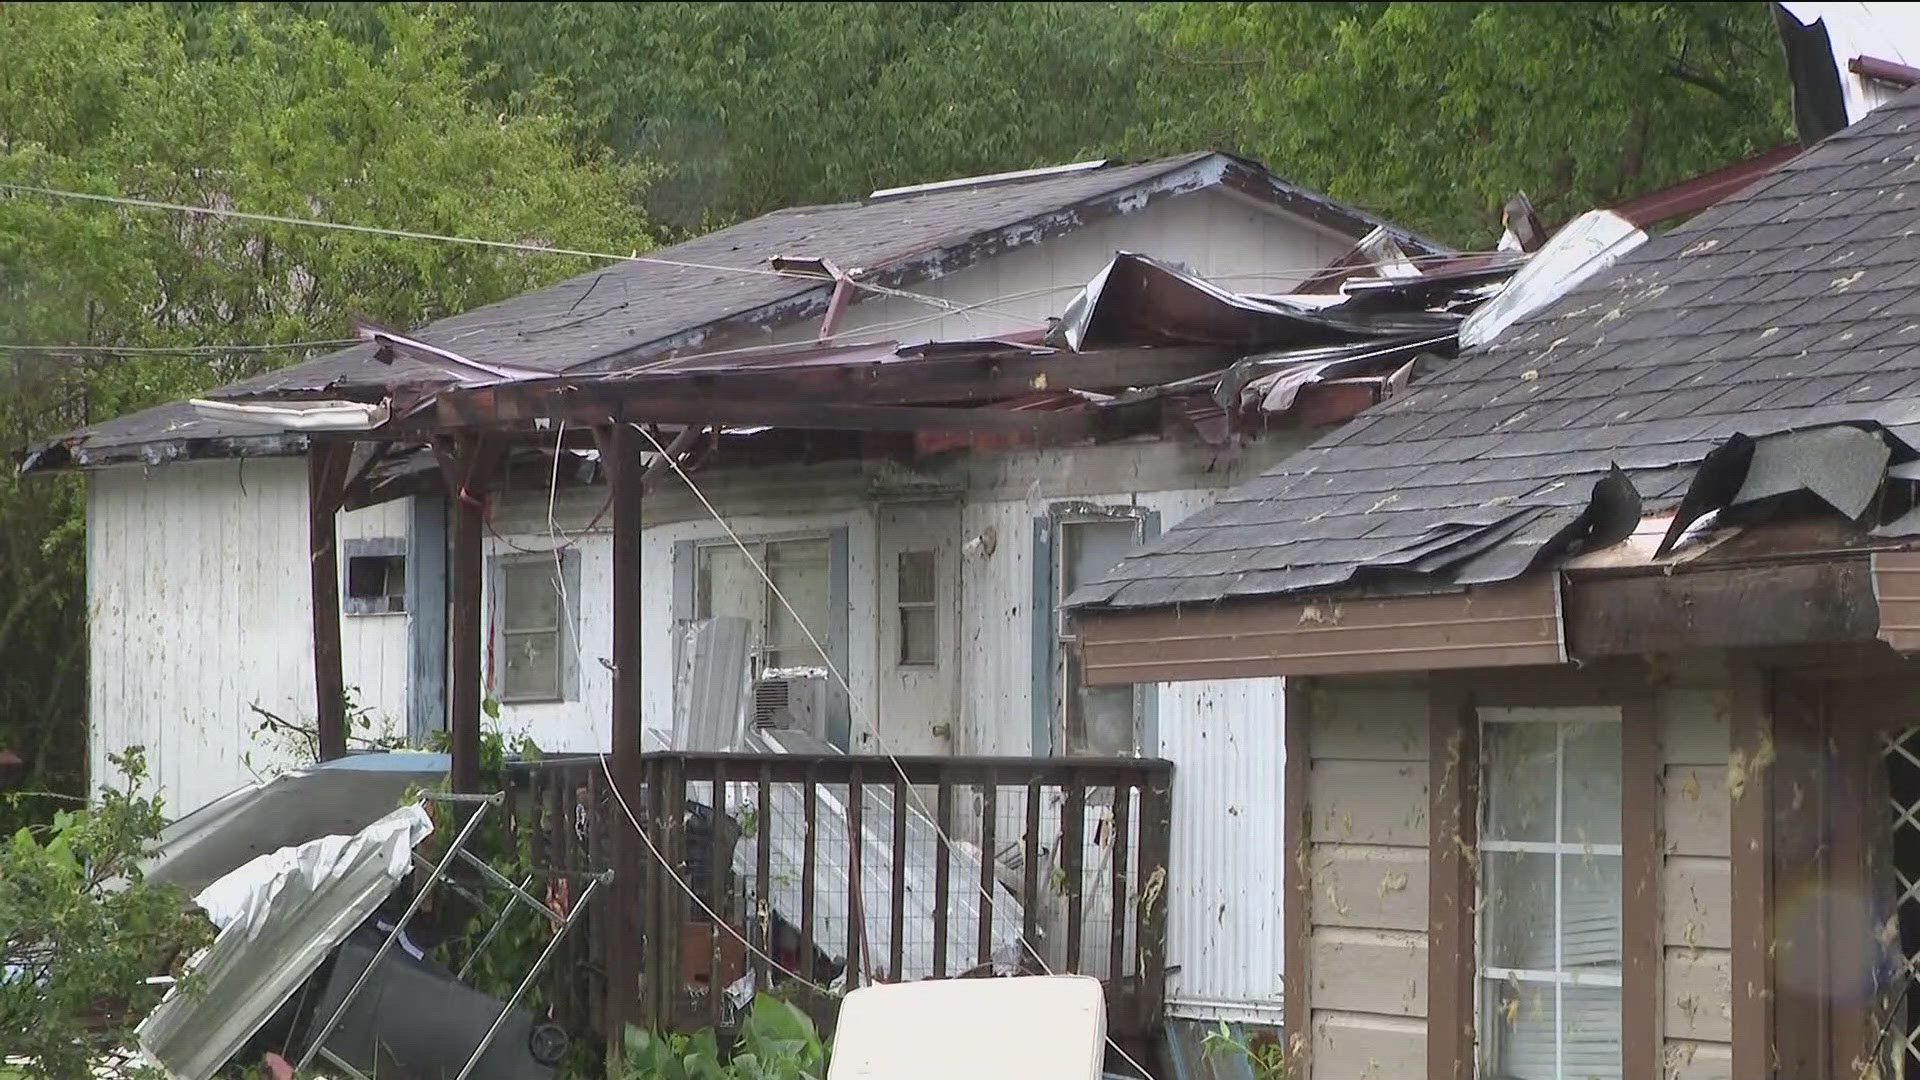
<box><xmin>606</xmin><ymin>423</ymin><xmax>647</xmax><ymax>1046</ymax></box>
<box><xmin>1426</xmin><ymin>676</ymin><xmax>1477</xmax><ymax>1080</ymax></box>
<box><xmin>1729</xmin><ymin>665</ymin><xmax>1775</xmax><ymax>1077</ymax></box>
<box><xmin>435</xmin><ymin>436</ymin><xmax>496</xmax><ymax>795</ymax></box>
<box><xmin>307</xmin><ymin>440</ymin><xmax>351</xmax><ymax>761</ymax></box>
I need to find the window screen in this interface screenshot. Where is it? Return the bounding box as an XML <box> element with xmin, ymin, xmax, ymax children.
<box><xmin>1479</xmin><ymin>707</ymin><xmax>1623</xmax><ymax>1080</ymax></box>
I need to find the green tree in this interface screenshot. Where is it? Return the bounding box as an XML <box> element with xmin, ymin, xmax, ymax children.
<box><xmin>0</xmin><ymin>2</ymin><xmax>650</xmax><ymax>817</ymax></box>
<box><xmin>0</xmin><ymin>749</ymin><xmax>212</xmax><ymax>1076</ymax></box>
<box><xmin>458</xmin><ymin>2</ymin><xmax>1221</xmax><ymax>230</ymax></box>
<box><xmin>1144</xmin><ymin>2</ymin><xmax>1792</xmax><ymax>243</ymax></box>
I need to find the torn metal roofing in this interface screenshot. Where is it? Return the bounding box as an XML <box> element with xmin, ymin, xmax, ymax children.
<box><xmin>23</xmin><ymin>151</ymin><xmax>1445</xmax><ymax>473</ymax></box>
<box><xmin>1073</xmin><ymin>85</ymin><xmax>1920</xmax><ymax>611</ymax></box>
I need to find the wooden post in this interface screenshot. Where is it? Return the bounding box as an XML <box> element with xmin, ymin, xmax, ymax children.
<box><xmin>606</xmin><ymin>423</ymin><xmax>647</xmax><ymax>1047</ymax></box>
<box><xmin>434</xmin><ymin>436</ymin><xmax>496</xmax><ymax>795</ymax></box>
<box><xmin>1282</xmin><ymin>678</ymin><xmax>1313</xmax><ymax>1074</ymax></box>
<box><xmin>307</xmin><ymin>441</ymin><xmax>351</xmax><ymax>761</ymax></box>
<box><xmin>1620</xmin><ymin>690</ymin><xmax>1663</xmax><ymax>1080</ymax></box>
<box><xmin>1426</xmin><ymin>677</ymin><xmax>1478</xmax><ymax>1080</ymax></box>
<box><xmin>1730</xmin><ymin>665</ymin><xmax>1775</xmax><ymax>1079</ymax></box>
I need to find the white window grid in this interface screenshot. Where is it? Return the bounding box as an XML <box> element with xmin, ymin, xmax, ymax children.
<box><xmin>1476</xmin><ymin>706</ymin><xmax>1624</xmax><ymax>1078</ymax></box>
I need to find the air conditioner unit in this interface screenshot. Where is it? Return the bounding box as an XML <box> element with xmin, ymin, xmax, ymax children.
<box><xmin>751</xmin><ymin>668</ymin><xmax>831</xmax><ymax>742</ymax></box>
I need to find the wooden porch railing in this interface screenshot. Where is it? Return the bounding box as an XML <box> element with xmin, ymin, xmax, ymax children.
<box><xmin>501</xmin><ymin>752</ymin><xmax>1172</xmax><ymax>1041</ymax></box>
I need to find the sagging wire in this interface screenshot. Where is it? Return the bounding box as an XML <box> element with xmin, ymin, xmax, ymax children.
<box><xmin>625</xmin><ymin>422</ymin><xmax>1159</xmax><ymax>1080</ymax></box>
<box><xmin>0</xmin><ymin>183</ymin><xmax>1047</xmax><ymax>332</ymax></box>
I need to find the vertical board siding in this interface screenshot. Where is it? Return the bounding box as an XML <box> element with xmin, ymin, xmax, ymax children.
<box><xmin>89</xmin><ymin>436</ymin><xmax>1308</xmax><ymax>1025</ymax></box>
<box><xmin>1305</xmin><ymin>677</ymin><xmax>1431</xmax><ymax>1078</ymax></box>
<box><xmin>89</xmin><ymin>460</ymin><xmax>315</xmax><ymax>816</ymax></box>
<box><xmin>1659</xmin><ymin>679</ymin><xmax>1734</xmax><ymax>1079</ymax></box>
<box><xmin>1159</xmin><ymin>676</ymin><xmax>1287</xmax><ymax>1022</ymax></box>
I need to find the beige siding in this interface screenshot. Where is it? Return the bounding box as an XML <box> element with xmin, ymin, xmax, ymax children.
<box><xmin>1311</xmin><ymin>1011</ymin><xmax>1426</xmax><ymax>1079</ymax></box>
<box><xmin>1304</xmin><ymin>677</ymin><xmax>1429</xmax><ymax>1079</ymax></box>
<box><xmin>1658</xmin><ymin>677</ymin><xmax>1734</xmax><ymax>1073</ymax></box>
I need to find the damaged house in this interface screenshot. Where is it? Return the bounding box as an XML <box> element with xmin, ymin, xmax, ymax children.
<box><xmin>26</xmin><ymin>152</ymin><xmax>1467</xmax><ymax>1041</ymax></box>
<box><xmin>1070</xmin><ymin>79</ymin><xmax>1920</xmax><ymax>1080</ymax></box>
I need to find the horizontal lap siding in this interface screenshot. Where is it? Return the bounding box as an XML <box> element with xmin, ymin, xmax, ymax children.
<box><xmin>1306</xmin><ymin>677</ymin><xmax>1429</xmax><ymax>1078</ymax></box>
<box><xmin>1659</xmin><ymin>678</ymin><xmax>1734</xmax><ymax>1078</ymax></box>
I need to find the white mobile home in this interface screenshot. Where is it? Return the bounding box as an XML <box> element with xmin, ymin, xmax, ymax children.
<box><xmin>36</xmin><ymin>153</ymin><xmax>1449</xmax><ymax>1030</ymax></box>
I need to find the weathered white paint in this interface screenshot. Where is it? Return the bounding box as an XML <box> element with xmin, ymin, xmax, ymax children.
<box><xmin>83</xmin><ymin>178</ymin><xmax>1344</xmax><ymax>1010</ymax></box>
<box><xmin>766</xmin><ymin>188</ymin><xmax>1355</xmax><ymax>347</ymax></box>
<box><xmin>336</xmin><ymin>498</ymin><xmax>411</xmax><ymax>736</ymax></box>
<box><xmin>88</xmin><ymin>459</ymin><xmax>314</xmax><ymax>816</ymax></box>
<box><xmin>89</xmin><ymin>437</ymin><xmax>1311</xmax><ymax>1024</ymax></box>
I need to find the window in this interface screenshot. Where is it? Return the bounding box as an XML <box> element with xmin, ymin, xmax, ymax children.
<box><xmin>896</xmin><ymin>550</ymin><xmax>937</xmax><ymax>666</ymax></box>
<box><xmin>696</xmin><ymin>536</ymin><xmax>832</xmax><ymax>675</ymax></box>
<box><xmin>342</xmin><ymin>539</ymin><xmax>405</xmax><ymax>615</ymax></box>
<box><xmin>1478</xmin><ymin>707</ymin><xmax>1623</xmax><ymax>1080</ymax></box>
<box><xmin>1035</xmin><ymin>508</ymin><xmax>1155</xmax><ymax>758</ymax></box>
<box><xmin>495</xmin><ymin>554</ymin><xmax>578</xmax><ymax>703</ymax></box>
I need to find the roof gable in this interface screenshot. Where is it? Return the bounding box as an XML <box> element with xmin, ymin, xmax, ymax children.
<box><xmin>32</xmin><ymin>151</ymin><xmax>1436</xmax><ymax>469</ymax></box>
<box><xmin>1077</xmin><ymin>88</ymin><xmax>1920</xmax><ymax>610</ymax></box>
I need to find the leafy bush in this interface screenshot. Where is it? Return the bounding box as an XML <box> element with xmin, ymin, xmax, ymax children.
<box><xmin>0</xmin><ymin>749</ymin><xmax>212</xmax><ymax>1076</ymax></box>
<box><xmin>622</xmin><ymin>996</ymin><xmax>828</xmax><ymax>1080</ymax></box>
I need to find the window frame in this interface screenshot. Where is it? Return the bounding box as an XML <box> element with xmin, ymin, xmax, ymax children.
<box><xmin>1475</xmin><ymin>705</ymin><xmax>1625</xmax><ymax>1079</ymax></box>
<box><xmin>490</xmin><ymin>549</ymin><xmax>580</xmax><ymax>705</ymax></box>
<box><xmin>1031</xmin><ymin>503</ymin><xmax>1160</xmax><ymax>758</ymax></box>
<box><xmin>894</xmin><ymin>548</ymin><xmax>939</xmax><ymax>668</ymax></box>
<box><xmin>341</xmin><ymin>537</ymin><xmax>407</xmax><ymax>616</ymax></box>
<box><xmin>672</xmin><ymin>527</ymin><xmax>851</xmax><ymax>748</ymax></box>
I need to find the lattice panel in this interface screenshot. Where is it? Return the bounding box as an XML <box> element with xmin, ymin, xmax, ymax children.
<box><xmin>1885</xmin><ymin>725</ymin><xmax>1920</xmax><ymax>1078</ymax></box>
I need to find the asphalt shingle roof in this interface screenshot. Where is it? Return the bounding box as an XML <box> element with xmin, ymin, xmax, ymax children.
<box><xmin>29</xmin><ymin>152</ymin><xmax>1434</xmax><ymax>470</ymax></box>
<box><xmin>1077</xmin><ymin>89</ymin><xmax>1920</xmax><ymax>610</ymax></box>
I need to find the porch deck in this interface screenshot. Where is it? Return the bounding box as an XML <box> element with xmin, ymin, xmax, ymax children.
<box><xmin>501</xmin><ymin>751</ymin><xmax>1173</xmax><ymax>1041</ymax></box>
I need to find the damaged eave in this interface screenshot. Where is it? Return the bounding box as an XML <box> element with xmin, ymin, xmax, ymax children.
<box><xmin>1075</xmin><ymin>577</ymin><xmax>1566</xmax><ymax>685</ymax></box>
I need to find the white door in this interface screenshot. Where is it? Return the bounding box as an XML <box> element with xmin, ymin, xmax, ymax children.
<box><xmin>872</xmin><ymin>501</ymin><xmax>961</xmax><ymax>757</ymax></box>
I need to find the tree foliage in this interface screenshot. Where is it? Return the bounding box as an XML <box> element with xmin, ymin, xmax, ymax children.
<box><xmin>1145</xmin><ymin>2</ymin><xmax>1791</xmax><ymax>242</ymax></box>
<box><xmin>0</xmin><ymin>749</ymin><xmax>211</xmax><ymax>1076</ymax></box>
<box><xmin>457</xmin><ymin>1</ymin><xmax>1221</xmax><ymax>231</ymax></box>
<box><xmin>0</xmin><ymin>2</ymin><xmax>647</xmax><ymax>814</ymax></box>
<box><xmin>0</xmin><ymin>1</ymin><xmax>1799</xmax><ymax>817</ymax></box>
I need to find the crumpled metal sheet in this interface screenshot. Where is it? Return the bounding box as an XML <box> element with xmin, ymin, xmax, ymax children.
<box><xmin>142</xmin><ymin>753</ymin><xmax>447</xmax><ymax>899</ymax></box>
<box><xmin>137</xmin><ymin>804</ymin><xmax>433</xmax><ymax>1080</ymax></box>
<box><xmin>1459</xmin><ymin>210</ymin><xmax>1646</xmax><ymax>349</ymax></box>
<box><xmin>733</xmin><ymin>728</ymin><xmax>1025</xmax><ymax>982</ymax></box>
<box><xmin>1051</xmin><ymin>252</ymin><xmax>1452</xmax><ymax>353</ymax></box>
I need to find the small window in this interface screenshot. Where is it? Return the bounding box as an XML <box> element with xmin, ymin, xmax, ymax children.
<box><xmin>1058</xmin><ymin>516</ymin><xmax>1144</xmax><ymax>756</ymax></box>
<box><xmin>897</xmin><ymin>549</ymin><xmax>937</xmax><ymax>666</ymax></box>
<box><xmin>498</xmin><ymin>557</ymin><xmax>574</xmax><ymax>703</ymax></box>
<box><xmin>1478</xmin><ymin>707</ymin><xmax>1623</xmax><ymax>1079</ymax></box>
<box><xmin>342</xmin><ymin>540</ymin><xmax>406</xmax><ymax>615</ymax></box>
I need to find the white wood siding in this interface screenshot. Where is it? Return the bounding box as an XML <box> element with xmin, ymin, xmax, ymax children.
<box><xmin>766</xmin><ymin>188</ymin><xmax>1354</xmax><ymax>346</ymax></box>
<box><xmin>88</xmin><ymin>460</ymin><xmax>314</xmax><ymax>816</ymax></box>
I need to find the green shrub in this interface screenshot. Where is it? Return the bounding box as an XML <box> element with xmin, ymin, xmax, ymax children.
<box><xmin>622</xmin><ymin>996</ymin><xmax>827</xmax><ymax>1080</ymax></box>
